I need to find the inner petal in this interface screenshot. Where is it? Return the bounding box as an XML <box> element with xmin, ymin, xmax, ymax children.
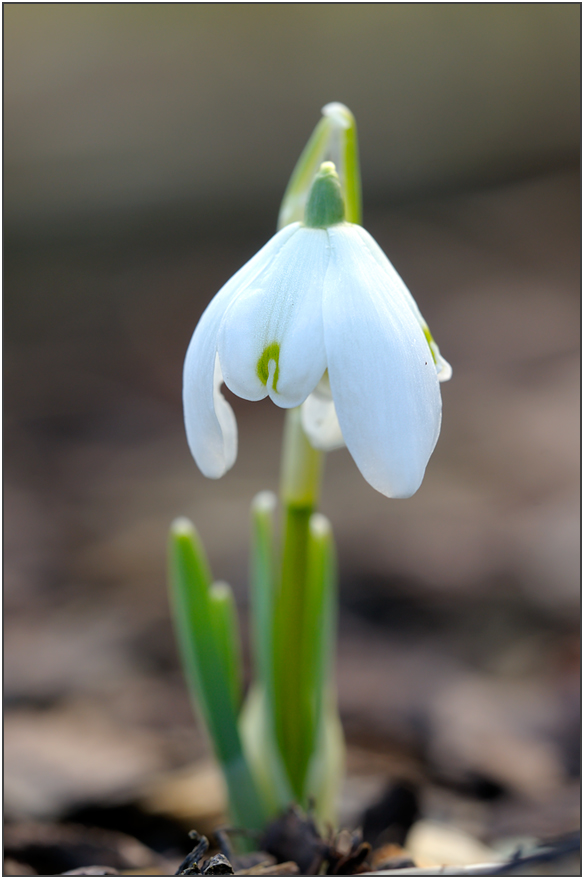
<box><xmin>257</xmin><ymin>343</ymin><xmax>281</xmax><ymax>391</ymax></box>
<box><xmin>266</xmin><ymin>356</ymin><xmax>278</xmax><ymax>391</ymax></box>
<box><xmin>301</xmin><ymin>388</ymin><xmax>345</xmax><ymax>452</ymax></box>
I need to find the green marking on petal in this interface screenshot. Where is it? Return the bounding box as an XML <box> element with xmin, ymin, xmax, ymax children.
<box><xmin>422</xmin><ymin>324</ymin><xmax>438</xmax><ymax>364</ymax></box>
<box><xmin>257</xmin><ymin>342</ymin><xmax>281</xmax><ymax>390</ymax></box>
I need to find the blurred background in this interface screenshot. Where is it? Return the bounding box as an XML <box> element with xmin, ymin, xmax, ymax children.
<box><xmin>4</xmin><ymin>4</ymin><xmax>580</xmax><ymax>874</ymax></box>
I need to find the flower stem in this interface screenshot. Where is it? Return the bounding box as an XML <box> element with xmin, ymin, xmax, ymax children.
<box><xmin>273</xmin><ymin>407</ymin><xmax>324</xmax><ymax>799</ymax></box>
<box><xmin>280</xmin><ymin>405</ymin><xmax>323</xmax><ymax>509</ymax></box>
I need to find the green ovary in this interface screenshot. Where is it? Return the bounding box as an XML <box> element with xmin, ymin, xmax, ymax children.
<box><xmin>257</xmin><ymin>342</ymin><xmax>281</xmax><ymax>390</ymax></box>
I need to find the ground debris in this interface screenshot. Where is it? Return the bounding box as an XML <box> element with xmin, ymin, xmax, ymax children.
<box><xmin>175</xmin><ymin>831</ymin><xmax>209</xmax><ymax>875</ymax></box>
<box><xmin>361</xmin><ymin>831</ymin><xmax>581</xmax><ymax>876</ymax></box>
<box><xmin>3</xmin><ymin>860</ymin><xmax>38</xmax><ymax>877</ymax></box>
<box><xmin>369</xmin><ymin>843</ymin><xmax>416</xmax><ymax>871</ymax></box>
<box><xmin>3</xmin><ymin>822</ymin><xmax>160</xmax><ymax>876</ymax></box>
<box><xmin>202</xmin><ymin>854</ymin><xmax>235</xmax><ymax>876</ymax></box>
<box><xmin>236</xmin><ymin>863</ymin><xmax>300</xmax><ymax>876</ymax></box>
<box><xmin>362</xmin><ymin>783</ymin><xmax>419</xmax><ymax>849</ymax></box>
<box><xmin>61</xmin><ymin>869</ymin><xmax>119</xmax><ymax>876</ymax></box>
<box><xmin>327</xmin><ymin>828</ymin><xmax>371</xmax><ymax>875</ymax></box>
<box><xmin>261</xmin><ymin>806</ymin><xmax>328</xmax><ymax>875</ymax></box>
<box><xmin>259</xmin><ymin>806</ymin><xmax>372</xmax><ymax>875</ymax></box>
<box><xmin>229</xmin><ymin>854</ymin><xmax>276</xmax><ymax>874</ymax></box>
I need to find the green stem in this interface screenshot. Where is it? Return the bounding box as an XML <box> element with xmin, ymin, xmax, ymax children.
<box><xmin>279</xmin><ymin>405</ymin><xmax>323</xmax><ymax>508</ymax></box>
<box><xmin>273</xmin><ymin>408</ymin><xmax>324</xmax><ymax>799</ymax></box>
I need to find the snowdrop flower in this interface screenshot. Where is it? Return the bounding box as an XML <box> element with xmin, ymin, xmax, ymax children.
<box><xmin>183</xmin><ymin>163</ymin><xmax>451</xmax><ymax>498</ymax></box>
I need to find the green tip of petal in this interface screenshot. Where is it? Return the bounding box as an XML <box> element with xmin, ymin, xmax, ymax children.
<box><xmin>422</xmin><ymin>325</ymin><xmax>438</xmax><ymax>365</ymax></box>
<box><xmin>304</xmin><ymin>162</ymin><xmax>345</xmax><ymax>229</ymax></box>
<box><xmin>257</xmin><ymin>342</ymin><xmax>280</xmax><ymax>390</ymax></box>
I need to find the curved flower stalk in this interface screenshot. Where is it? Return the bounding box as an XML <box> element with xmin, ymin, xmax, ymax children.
<box><xmin>183</xmin><ymin>162</ymin><xmax>451</xmax><ymax>499</ymax></box>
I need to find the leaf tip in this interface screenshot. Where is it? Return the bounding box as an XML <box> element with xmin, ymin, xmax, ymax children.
<box><xmin>170</xmin><ymin>516</ymin><xmax>195</xmax><ymax>538</ymax></box>
<box><xmin>252</xmin><ymin>490</ymin><xmax>278</xmax><ymax>513</ymax></box>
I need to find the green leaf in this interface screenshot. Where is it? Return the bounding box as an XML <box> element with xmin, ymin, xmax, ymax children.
<box><xmin>339</xmin><ymin>107</ymin><xmax>362</xmax><ymax>225</ymax></box>
<box><xmin>300</xmin><ymin>514</ymin><xmax>344</xmax><ymax>827</ymax></box>
<box><xmin>250</xmin><ymin>491</ymin><xmax>277</xmax><ymax>693</ymax></box>
<box><xmin>209</xmin><ymin>581</ymin><xmax>243</xmax><ymax>715</ymax></box>
<box><xmin>168</xmin><ymin>518</ymin><xmax>266</xmax><ymax>830</ymax></box>
<box><xmin>239</xmin><ymin>683</ymin><xmax>295</xmax><ymax>818</ymax></box>
<box><xmin>302</xmin><ymin>513</ymin><xmax>337</xmax><ymax>733</ymax></box>
<box><xmin>272</xmin><ymin>502</ymin><xmax>315</xmax><ymax>800</ymax></box>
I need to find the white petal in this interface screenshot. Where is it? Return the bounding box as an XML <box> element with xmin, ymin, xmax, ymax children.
<box><xmin>433</xmin><ymin>347</ymin><xmax>452</xmax><ymax>382</ymax></box>
<box><xmin>324</xmin><ymin>225</ymin><xmax>442</xmax><ymax>498</ymax></box>
<box><xmin>301</xmin><ymin>374</ymin><xmax>345</xmax><ymax>451</ymax></box>
<box><xmin>211</xmin><ymin>354</ymin><xmax>237</xmax><ymax>471</ymax></box>
<box><xmin>218</xmin><ymin>227</ymin><xmax>328</xmax><ymax>408</ymax></box>
<box><xmin>183</xmin><ymin>299</ymin><xmax>236</xmax><ymax>479</ymax></box>
<box><xmin>351</xmin><ymin>225</ymin><xmax>452</xmax><ymax>382</ymax></box>
<box><xmin>183</xmin><ymin>223</ymin><xmax>299</xmax><ymax>477</ymax></box>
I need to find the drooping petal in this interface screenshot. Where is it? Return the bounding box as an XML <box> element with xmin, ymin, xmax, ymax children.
<box><xmin>301</xmin><ymin>374</ymin><xmax>345</xmax><ymax>451</ymax></box>
<box><xmin>183</xmin><ymin>223</ymin><xmax>300</xmax><ymax>477</ymax></box>
<box><xmin>351</xmin><ymin>225</ymin><xmax>452</xmax><ymax>382</ymax></box>
<box><xmin>218</xmin><ymin>227</ymin><xmax>328</xmax><ymax>409</ymax></box>
<box><xmin>323</xmin><ymin>225</ymin><xmax>442</xmax><ymax>498</ymax></box>
<box><xmin>210</xmin><ymin>353</ymin><xmax>237</xmax><ymax>471</ymax></box>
